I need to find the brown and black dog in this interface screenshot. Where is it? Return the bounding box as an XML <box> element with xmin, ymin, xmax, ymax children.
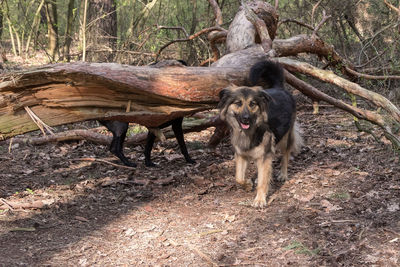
<box><xmin>218</xmin><ymin>60</ymin><xmax>302</xmax><ymax>207</ymax></box>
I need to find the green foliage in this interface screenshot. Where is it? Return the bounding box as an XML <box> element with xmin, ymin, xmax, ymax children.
<box><xmin>284</xmin><ymin>241</ymin><xmax>320</xmax><ymax>256</ymax></box>
<box><xmin>25</xmin><ymin>188</ymin><xmax>34</xmax><ymax>195</ymax></box>
<box><xmin>330</xmin><ymin>191</ymin><xmax>350</xmax><ymax>200</ymax></box>
<box><xmin>127</xmin><ymin>124</ymin><xmax>147</xmax><ymax>136</ymax></box>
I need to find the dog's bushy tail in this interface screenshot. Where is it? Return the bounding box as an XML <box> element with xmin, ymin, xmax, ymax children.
<box><xmin>249</xmin><ymin>60</ymin><xmax>284</xmax><ymax>89</ymax></box>
<box><xmin>290</xmin><ymin>121</ymin><xmax>303</xmax><ymax>155</ymax></box>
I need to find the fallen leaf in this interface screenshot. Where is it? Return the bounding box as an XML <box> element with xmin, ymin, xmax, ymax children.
<box><xmin>143</xmin><ymin>205</ymin><xmax>153</xmax><ymax>212</ymax></box>
<box><xmin>267</xmin><ymin>194</ymin><xmax>277</xmax><ymax>205</ymax></box>
<box><xmin>181</xmin><ymin>195</ymin><xmax>196</xmax><ymax>201</ymax></box>
<box><xmin>320</xmin><ymin>199</ymin><xmax>342</xmax><ymax>213</ymax></box>
<box><xmin>164</xmin><ymin>153</ymin><xmax>181</xmax><ymax>161</ymax></box>
<box><xmin>124</xmin><ymin>228</ymin><xmax>136</xmax><ymax>237</ymax></box>
<box><xmin>223</xmin><ymin>214</ymin><xmax>236</xmax><ymax>223</ymax></box>
<box><xmin>23</xmin><ymin>169</ymin><xmax>34</xmax><ymax>175</ymax></box>
<box><xmin>75</xmin><ymin>216</ymin><xmax>89</xmax><ymax>222</ymax></box>
<box><xmin>213</xmin><ymin>181</ymin><xmax>226</xmax><ymax>187</ymax></box>
<box><xmin>205</xmin><ymin>223</ymin><xmax>215</xmax><ymax>229</ymax></box>
<box><xmin>294</xmin><ymin>193</ymin><xmax>315</xmax><ymax>202</ymax></box>
<box><xmin>353</xmin><ymin>171</ymin><xmax>369</xmax><ymax>176</ymax></box>
<box><xmin>387</xmin><ymin>203</ymin><xmax>399</xmax><ymax>212</ymax></box>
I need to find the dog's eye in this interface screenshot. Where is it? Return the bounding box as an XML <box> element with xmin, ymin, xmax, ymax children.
<box><xmin>249</xmin><ymin>101</ymin><xmax>257</xmax><ymax>107</ymax></box>
<box><xmin>234</xmin><ymin>100</ymin><xmax>242</xmax><ymax>106</ymax></box>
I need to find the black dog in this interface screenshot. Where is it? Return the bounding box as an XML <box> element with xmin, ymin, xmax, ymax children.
<box><xmin>99</xmin><ymin>118</ymin><xmax>195</xmax><ymax>167</ymax></box>
<box><xmin>99</xmin><ymin>60</ymin><xmax>194</xmax><ymax>167</ymax></box>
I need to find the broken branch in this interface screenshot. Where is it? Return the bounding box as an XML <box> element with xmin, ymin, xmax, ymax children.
<box><xmin>278</xmin><ymin>57</ymin><xmax>400</xmax><ymax>123</ymax></box>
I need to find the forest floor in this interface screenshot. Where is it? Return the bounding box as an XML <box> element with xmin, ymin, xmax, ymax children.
<box><xmin>0</xmin><ymin>103</ymin><xmax>399</xmax><ymax>266</ymax></box>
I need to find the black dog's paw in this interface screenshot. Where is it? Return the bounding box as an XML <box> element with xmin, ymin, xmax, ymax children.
<box><xmin>122</xmin><ymin>160</ymin><xmax>137</xmax><ymax>168</ymax></box>
<box><xmin>186</xmin><ymin>158</ymin><xmax>196</xmax><ymax>164</ymax></box>
<box><xmin>145</xmin><ymin>160</ymin><xmax>157</xmax><ymax>167</ymax></box>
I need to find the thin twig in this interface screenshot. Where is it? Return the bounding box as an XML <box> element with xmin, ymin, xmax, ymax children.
<box><xmin>0</xmin><ymin>198</ymin><xmax>14</xmax><ymax>210</ymax></box>
<box><xmin>8</xmin><ymin>137</ymin><xmax>13</xmax><ymax>153</ymax></box>
<box><xmin>24</xmin><ymin>106</ymin><xmax>55</xmax><ymax>136</ymax></box>
<box><xmin>384</xmin><ymin>228</ymin><xmax>400</xmax><ymax>237</ymax></box>
<box><xmin>311</xmin><ymin>0</ymin><xmax>323</xmax><ymax>26</ymax></box>
<box><xmin>155</xmin><ymin>26</ymin><xmax>225</xmax><ymax>60</ymax></box>
<box><xmin>279</xmin><ymin>19</ymin><xmax>314</xmax><ymax>31</ymax></box>
<box><xmin>312</xmin><ymin>10</ymin><xmax>331</xmax><ymax>37</ymax></box>
<box><xmin>354</xmin><ymin>50</ymin><xmax>387</xmax><ymax>68</ymax></box>
<box><xmin>169</xmin><ymin>239</ymin><xmax>218</xmax><ymax>267</ymax></box>
<box><xmin>345</xmin><ymin>66</ymin><xmax>400</xmax><ymax>80</ymax></box>
<box><xmin>187</xmin><ymin>244</ymin><xmax>218</xmax><ymax>267</ymax></box>
<box><xmin>384</xmin><ymin>0</ymin><xmax>400</xmax><ymax>14</ymax></box>
<box><xmin>70</xmin><ymin>158</ymin><xmax>136</xmax><ymax>170</ymax></box>
<box><xmin>156</xmin><ymin>25</ymin><xmax>189</xmax><ymax>37</ymax></box>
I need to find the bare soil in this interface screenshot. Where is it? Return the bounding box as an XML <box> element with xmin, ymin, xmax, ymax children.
<box><xmin>1</xmin><ymin>106</ymin><xmax>399</xmax><ymax>267</ymax></box>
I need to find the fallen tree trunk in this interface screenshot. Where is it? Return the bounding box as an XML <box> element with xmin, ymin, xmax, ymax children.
<box><xmin>0</xmin><ymin>62</ymin><xmax>247</xmax><ymax>139</ymax></box>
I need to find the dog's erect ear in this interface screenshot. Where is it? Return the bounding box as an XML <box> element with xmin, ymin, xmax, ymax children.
<box><xmin>218</xmin><ymin>88</ymin><xmax>228</xmax><ymax>102</ymax></box>
<box><xmin>260</xmin><ymin>90</ymin><xmax>272</xmax><ymax>102</ymax></box>
<box><xmin>218</xmin><ymin>88</ymin><xmax>233</xmax><ymax>121</ymax></box>
<box><xmin>258</xmin><ymin>90</ymin><xmax>272</xmax><ymax>121</ymax></box>
<box><xmin>217</xmin><ymin>88</ymin><xmax>232</xmax><ymax>108</ymax></box>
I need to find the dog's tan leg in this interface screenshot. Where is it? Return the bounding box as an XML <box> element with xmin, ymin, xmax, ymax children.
<box><xmin>276</xmin><ymin>133</ymin><xmax>290</xmax><ymax>182</ymax></box>
<box><xmin>253</xmin><ymin>155</ymin><xmax>273</xmax><ymax>208</ymax></box>
<box><xmin>235</xmin><ymin>153</ymin><xmax>252</xmax><ymax>191</ymax></box>
<box><xmin>278</xmin><ymin>149</ymin><xmax>290</xmax><ymax>181</ymax></box>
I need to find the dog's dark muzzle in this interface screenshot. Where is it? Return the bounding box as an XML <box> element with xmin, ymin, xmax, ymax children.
<box><xmin>236</xmin><ymin>112</ymin><xmax>252</xmax><ymax>130</ymax></box>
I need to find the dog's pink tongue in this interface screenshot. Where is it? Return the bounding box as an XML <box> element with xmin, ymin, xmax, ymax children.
<box><xmin>241</xmin><ymin>123</ymin><xmax>250</xmax><ymax>129</ymax></box>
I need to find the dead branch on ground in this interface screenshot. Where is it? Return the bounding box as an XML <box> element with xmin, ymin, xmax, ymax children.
<box><xmin>6</xmin><ymin>117</ymin><xmax>220</xmax><ymax>146</ymax></box>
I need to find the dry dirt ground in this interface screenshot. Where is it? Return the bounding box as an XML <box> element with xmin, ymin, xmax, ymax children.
<box><xmin>0</xmin><ymin>106</ymin><xmax>399</xmax><ymax>267</ymax></box>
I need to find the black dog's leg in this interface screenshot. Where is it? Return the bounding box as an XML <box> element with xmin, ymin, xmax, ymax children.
<box><xmin>144</xmin><ymin>131</ymin><xmax>157</xmax><ymax>167</ymax></box>
<box><xmin>171</xmin><ymin>118</ymin><xmax>195</xmax><ymax>164</ymax></box>
<box><xmin>99</xmin><ymin>120</ymin><xmax>136</xmax><ymax>167</ymax></box>
<box><xmin>144</xmin><ymin>117</ymin><xmax>194</xmax><ymax>167</ymax></box>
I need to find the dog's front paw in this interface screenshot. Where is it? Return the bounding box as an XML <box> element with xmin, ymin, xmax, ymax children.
<box><xmin>252</xmin><ymin>195</ymin><xmax>267</xmax><ymax>208</ymax></box>
<box><xmin>237</xmin><ymin>179</ymin><xmax>253</xmax><ymax>191</ymax></box>
<box><xmin>185</xmin><ymin>158</ymin><xmax>196</xmax><ymax>164</ymax></box>
<box><xmin>276</xmin><ymin>172</ymin><xmax>287</xmax><ymax>182</ymax></box>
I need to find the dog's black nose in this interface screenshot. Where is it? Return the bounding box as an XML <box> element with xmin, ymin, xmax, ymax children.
<box><xmin>241</xmin><ymin>114</ymin><xmax>250</xmax><ymax>123</ymax></box>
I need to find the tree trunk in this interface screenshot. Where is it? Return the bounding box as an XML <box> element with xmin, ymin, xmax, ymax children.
<box><xmin>62</xmin><ymin>0</ymin><xmax>75</xmax><ymax>62</ymax></box>
<box><xmin>0</xmin><ymin>8</ymin><xmax>3</xmax><ymax>39</ymax></box>
<box><xmin>25</xmin><ymin>0</ymin><xmax>46</xmax><ymax>55</ymax></box>
<box><xmin>86</xmin><ymin>0</ymin><xmax>117</xmax><ymax>62</ymax></box>
<box><xmin>45</xmin><ymin>0</ymin><xmax>58</xmax><ymax>61</ymax></box>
